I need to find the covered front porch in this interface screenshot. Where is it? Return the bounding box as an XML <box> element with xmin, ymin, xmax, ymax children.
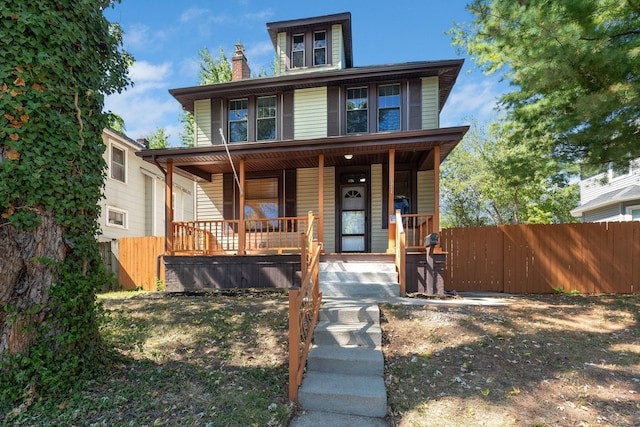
<box><xmin>139</xmin><ymin>127</ymin><xmax>466</xmax><ymax>292</ymax></box>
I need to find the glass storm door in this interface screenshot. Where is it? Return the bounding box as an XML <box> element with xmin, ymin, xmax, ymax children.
<box><xmin>340</xmin><ymin>184</ymin><xmax>367</xmax><ymax>252</ymax></box>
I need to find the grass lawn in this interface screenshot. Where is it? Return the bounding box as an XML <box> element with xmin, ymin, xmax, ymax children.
<box><xmin>2</xmin><ymin>291</ymin><xmax>638</xmax><ymax>426</ymax></box>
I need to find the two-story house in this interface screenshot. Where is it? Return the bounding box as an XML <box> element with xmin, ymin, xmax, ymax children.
<box><xmin>138</xmin><ymin>12</ymin><xmax>468</xmax><ymax>291</ymax></box>
<box><xmin>571</xmin><ymin>158</ymin><xmax>640</xmax><ymax>222</ymax></box>
<box><xmin>101</xmin><ymin>128</ymin><xmax>195</xmax><ymax>284</ymax></box>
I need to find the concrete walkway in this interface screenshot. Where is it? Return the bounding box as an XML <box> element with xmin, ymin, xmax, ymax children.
<box><xmin>290</xmin><ymin>258</ymin><xmax>514</xmax><ymax>426</ymax></box>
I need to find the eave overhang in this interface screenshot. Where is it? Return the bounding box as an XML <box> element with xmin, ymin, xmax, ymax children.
<box><xmin>169</xmin><ymin>59</ymin><xmax>464</xmax><ymax>115</ymax></box>
<box><xmin>137</xmin><ymin>126</ymin><xmax>469</xmax><ymax>182</ymax></box>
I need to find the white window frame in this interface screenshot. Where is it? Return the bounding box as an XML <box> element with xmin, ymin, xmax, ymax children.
<box><xmin>109</xmin><ymin>142</ymin><xmax>127</xmax><ymax>183</ymax></box>
<box><xmin>377</xmin><ymin>84</ymin><xmax>401</xmax><ymax>132</ymax></box>
<box><xmin>256</xmin><ymin>96</ymin><xmax>277</xmax><ymax>141</ymax></box>
<box><xmin>228</xmin><ymin>98</ymin><xmax>249</xmax><ymax>143</ymax></box>
<box><xmin>313</xmin><ymin>31</ymin><xmax>327</xmax><ymax>66</ymax></box>
<box><xmin>625</xmin><ymin>204</ymin><xmax>640</xmax><ymax>221</ymax></box>
<box><xmin>292</xmin><ymin>33</ymin><xmax>305</xmax><ymax>68</ymax></box>
<box><xmin>609</xmin><ymin>161</ymin><xmax>631</xmax><ymax>181</ymax></box>
<box><xmin>106</xmin><ymin>206</ymin><xmax>128</xmax><ymax>229</ymax></box>
<box><xmin>346</xmin><ymin>86</ymin><xmax>369</xmax><ymax>134</ymax></box>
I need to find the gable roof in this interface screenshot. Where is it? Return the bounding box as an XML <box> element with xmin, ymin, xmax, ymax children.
<box><xmin>571</xmin><ymin>185</ymin><xmax>640</xmax><ymax>216</ymax></box>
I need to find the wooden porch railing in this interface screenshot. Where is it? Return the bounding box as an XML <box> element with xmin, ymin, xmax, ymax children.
<box><xmin>395</xmin><ymin>210</ymin><xmax>407</xmax><ymax>296</ymax></box>
<box><xmin>171</xmin><ymin>216</ymin><xmax>315</xmax><ymax>255</ymax></box>
<box><xmin>288</xmin><ymin>211</ymin><xmax>322</xmax><ymax>403</ymax></box>
<box><xmin>401</xmin><ymin>213</ymin><xmax>434</xmax><ymax>250</ymax></box>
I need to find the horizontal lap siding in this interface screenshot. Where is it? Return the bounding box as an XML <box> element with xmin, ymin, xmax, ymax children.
<box><xmin>196</xmin><ymin>174</ymin><xmax>223</xmax><ymax>220</ymax></box>
<box><xmin>294</xmin><ymin>87</ymin><xmax>327</xmax><ymax>140</ymax></box>
<box><xmin>371</xmin><ymin>164</ymin><xmax>386</xmax><ymax>253</ymax></box>
<box><xmin>421</xmin><ymin>77</ymin><xmax>438</xmax><ymax>130</ymax></box>
<box><xmin>442</xmin><ymin>223</ymin><xmax>640</xmax><ymax>294</ymax></box>
<box><xmin>331</xmin><ymin>24</ymin><xmax>344</xmax><ymax>68</ymax></box>
<box><xmin>194</xmin><ymin>99</ymin><xmax>212</xmax><ymax>147</ymax></box>
<box><xmin>322</xmin><ymin>167</ymin><xmax>336</xmax><ymax>253</ymax></box>
<box><xmin>417</xmin><ymin>170</ymin><xmax>435</xmax><ymax>214</ymax></box>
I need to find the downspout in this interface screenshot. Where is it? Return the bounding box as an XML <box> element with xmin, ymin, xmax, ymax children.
<box><xmin>153</xmin><ymin>155</ymin><xmax>169</xmax><ymax>288</ymax></box>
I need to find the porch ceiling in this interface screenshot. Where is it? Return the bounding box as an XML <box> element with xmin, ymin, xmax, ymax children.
<box><xmin>137</xmin><ymin>126</ymin><xmax>468</xmax><ymax>181</ymax></box>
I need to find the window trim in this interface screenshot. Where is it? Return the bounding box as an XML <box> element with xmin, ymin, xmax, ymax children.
<box><xmin>625</xmin><ymin>204</ymin><xmax>640</xmax><ymax>221</ymax></box>
<box><xmin>106</xmin><ymin>206</ymin><xmax>128</xmax><ymax>229</ymax></box>
<box><xmin>377</xmin><ymin>83</ymin><xmax>401</xmax><ymax>132</ymax></box>
<box><xmin>228</xmin><ymin>98</ymin><xmax>249</xmax><ymax>143</ymax></box>
<box><xmin>291</xmin><ymin>33</ymin><xmax>305</xmax><ymax>68</ymax></box>
<box><xmin>109</xmin><ymin>142</ymin><xmax>127</xmax><ymax>183</ymax></box>
<box><xmin>346</xmin><ymin>86</ymin><xmax>369</xmax><ymax>134</ymax></box>
<box><xmin>313</xmin><ymin>31</ymin><xmax>327</xmax><ymax>66</ymax></box>
<box><xmin>256</xmin><ymin>96</ymin><xmax>277</xmax><ymax>141</ymax></box>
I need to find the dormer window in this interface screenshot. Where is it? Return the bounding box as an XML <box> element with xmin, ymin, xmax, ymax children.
<box><xmin>292</xmin><ymin>34</ymin><xmax>305</xmax><ymax>68</ymax></box>
<box><xmin>314</xmin><ymin>31</ymin><xmax>327</xmax><ymax>66</ymax></box>
<box><xmin>229</xmin><ymin>99</ymin><xmax>248</xmax><ymax>142</ymax></box>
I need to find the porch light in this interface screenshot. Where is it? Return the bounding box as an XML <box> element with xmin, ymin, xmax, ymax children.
<box><xmin>344</xmin><ymin>154</ymin><xmax>353</xmax><ymax>160</ymax></box>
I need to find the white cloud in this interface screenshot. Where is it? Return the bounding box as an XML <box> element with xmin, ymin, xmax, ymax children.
<box><xmin>244</xmin><ymin>8</ymin><xmax>274</xmax><ymax>21</ymax></box>
<box><xmin>246</xmin><ymin>40</ymin><xmax>274</xmax><ymax>59</ymax></box>
<box><xmin>179</xmin><ymin>7</ymin><xmax>209</xmax><ymax>23</ymax></box>
<box><xmin>441</xmin><ymin>76</ymin><xmax>507</xmax><ymax>127</ymax></box>
<box><xmin>123</xmin><ymin>23</ymin><xmax>174</xmax><ymax>52</ymax></box>
<box><xmin>129</xmin><ymin>61</ymin><xmax>173</xmax><ymax>84</ymax></box>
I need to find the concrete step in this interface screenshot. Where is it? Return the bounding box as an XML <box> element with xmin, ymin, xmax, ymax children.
<box><xmin>320</xmin><ymin>301</ymin><xmax>379</xmax><ymax>324</ymax></box>
<box><xmin>321</xmin><ymin>282</ymin><xmax>400</xmax><ymax>299</ymax></box>
<box><xmin>320</xmin><ymin>270</ymin><xmax>398</xmax><ymax>283</ymax></box>
<box><xmin>298</xmin><ymin>371</ymin><xmax>387</xmax><ymax>418</ymax></box>
<box><xmin>314</xmin><ymin>320</ymin><xmax>381</xmax><ymax>347</ymax></box>
<box><xmin>320</xmin><ymin>260</ymin><xmax>396</xmax><ymax>274</ymax></box>
<box><xmin>307</xmin><ymin>345</ymin><xmax>383</xmax><ymax>376</ymax></box>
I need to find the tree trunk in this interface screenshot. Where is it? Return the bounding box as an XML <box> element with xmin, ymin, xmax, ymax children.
<box><xmin>0</xmin><ymin>212</ymin><xmax>66</xmax><ymax>356</ymax></box>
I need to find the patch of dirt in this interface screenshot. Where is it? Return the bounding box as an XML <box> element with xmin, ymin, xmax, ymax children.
<box><xmin>381</xmin><ymin>294</ymin><xmax>640</xmax><ymax>427</ymax></box>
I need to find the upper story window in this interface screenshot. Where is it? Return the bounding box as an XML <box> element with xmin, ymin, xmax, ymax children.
<box><xmin>110</xmin><ymin>144</ymin><xmax>126</xmax><ymax>182</ymax></box>
<box><xmin>346</xmin><ymin>87</ymin><xmax>368</xmax><ymax>134</ymax></box>
<box><xmin>257</xmin><ymin>96</ymin><xmax>277</xmax><ymax>141</ymax></box>
<box><xmin>292</xmin><ymin>34</ymin><xmax>305</xmax><ymax>68</ymax></box>
<box><xmin>378</xmin><ymin>84</ymin><xmax>401</xmax><ymax>131</ymax></box>
<box><xmin>229</xmin><ymin>99</ymin><xmax>248</xmax><ymax>143</ymax></box>
<box><xmin>313</xmin><ymin>31</ymin><xmax>327</xmax><ymax>66</ymax></box>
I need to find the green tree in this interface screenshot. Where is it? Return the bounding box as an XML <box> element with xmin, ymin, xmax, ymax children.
<box><xmin>450</xmin><ymin>0</ymin><xmax>640</xmax><ymax>169</ymax></box>
<box><xmin>441</xmin><ymin>119</ymin><xmax>579</xmax><ymax>228</ymax></box>
<box><xmin>146</xmin><ymin>127</ymin><xmax>170</xmax><ymax>149</ymax></box>
<box><xmin>0</xmin><ymin>0</ymin><xmax>130</xmax><ymax>406</ymax></box>
<box><xmin>107</xmin><ymin>113</ymin><xmax>126</xmax><ymax>133</ymax></box>
<box><xmin>179</xmin><ymin>47</ymin><xmax>232</xmax><ymax>147</ymax></box>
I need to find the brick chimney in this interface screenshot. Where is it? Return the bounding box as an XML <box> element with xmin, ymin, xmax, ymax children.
<box><xmin>232</xmin><ymin>43</ymin><xmax>251</xmax><ymax>81</ymax></box>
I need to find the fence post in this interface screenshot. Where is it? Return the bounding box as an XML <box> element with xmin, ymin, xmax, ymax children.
<box><xmin>288</xmin><ymin>286</ymin><xmax>300</xmax><ymax>402</ymax></box>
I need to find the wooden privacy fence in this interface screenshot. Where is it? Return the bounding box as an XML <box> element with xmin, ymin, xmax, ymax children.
<box><xmin>441</xmin><ymin>222</ymin><xmax>640</xmax><ymax>294</ymax></box>
<box><xmin>118</xmin><ymin>236</ymin><xmax>165</xmax><ymax>291</ymax></box>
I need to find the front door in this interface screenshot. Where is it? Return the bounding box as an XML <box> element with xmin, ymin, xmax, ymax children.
<box><xmin>338</xmin><ymin>173</ymin><xmax>368</xmax><ymax>252</ymax></box>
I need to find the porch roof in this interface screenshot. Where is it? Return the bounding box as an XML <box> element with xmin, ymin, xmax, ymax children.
<box><xmin>137</xmin><ymin>126</ymin><xmax>469</xmax><ymax>182</ymax></box>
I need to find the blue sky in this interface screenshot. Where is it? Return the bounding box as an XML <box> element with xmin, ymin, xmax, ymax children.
<box><xmin>104</xmin><ymin>0</ymin><xmax>508</xmax><ymax>146</ymax></box>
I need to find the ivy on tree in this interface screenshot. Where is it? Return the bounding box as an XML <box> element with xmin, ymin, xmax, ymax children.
<box><xmin>0</xmin><ymin>0</ymin><xmax>131</xmax><ymax>406</ymax></box>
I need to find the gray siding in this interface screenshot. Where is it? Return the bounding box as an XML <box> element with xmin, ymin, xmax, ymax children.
<box><xmin>583</xmin><ymin>204</ymin><xmax>623</xmax><ymax>223</ymax></box>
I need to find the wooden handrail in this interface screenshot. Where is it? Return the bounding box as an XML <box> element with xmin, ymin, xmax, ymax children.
<box><xmin>288</xmin><ymin>212</ymin><xmax>322</xmax><ymax>403</ymax></box>
<box><xmin>395</xmin><ymin>209</ymin><xmax>407</xmax><ymax>296</ymax></box>
<box><xmin>170</xmin><ymin>217</ymin><xmax>314</xmax><ymax>255</ymax></box>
